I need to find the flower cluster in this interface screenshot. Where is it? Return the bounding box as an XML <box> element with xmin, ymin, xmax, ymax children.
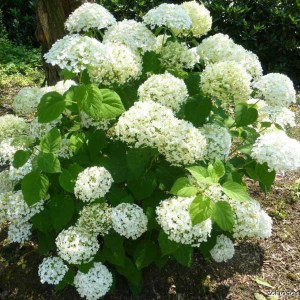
<box><xmin>76</xmin><ymin>203</ymin><xmax>112</xmax><ymax>236</ymax></box>
<box><xmin>111</xmin><ymin>203</ymin><xmax>148</xmax><ymax>240</ymax></box>
<box><xmin>44</xmin><ymin>35</ymin><xmax>105</xmax><ymax>73</ymax></box>
<box><xmin>156</xmin><ymin>197</ymin><xmax>212</xmax><ymax>246</ymax></box>
<box><xmin>251</xmin><ymin>131</ymin><xmax>300</xmax><ymax>172</ymax></box>
<box><xmin>88</xmin><ymin>42</ymin><xmax>142</xmax><ymax>86</ymax></box>
<box><xmin>65</xmin><ymin>3</ymin><xmax>116</xmax><ymax>33</ymax></box>
<box><xmin>201</xmin><ymin>124</ymin><xmax>231</xmax><ymax>162</ymax></box>
<box><xmin>143</xmin><ymin>3</ymin><xmax>192</xmax><ymax>32</ymax></box>
<box><xmin>74</xmin><ymin>262</ymin><xmax>113</xmax><ymax>300</ymax></box>
<box><xmin>0</xmin><ymin>114</ymin><xmax>28</xmax><ymax>142</ymax></box>
<box><xmin>114</xmin><ymin>101</ymin><xmax>207</xmax><ymax>166</ymax></box>
<box><xmin>253</xmin><ymin>73</ymin><xmax>296</xmax><ymax>107</ymax></box>
<box><xmin>103</xmin><ymin>20</ymin><xmax>156</xmax><ymax>53</ymax></box>
<box><xmin>210</xmin><ymin>234</ymin><xmax>235</xmax><ymax>262</ymax></box>
<box><xmin>138</xmin><ymin>73</ymin><xmax>189</xmax><ymax>112</ymax></box>
<box><xmin>74</xmin><ymin>166</ymin><xmax>113</xmax><ymax>202</ymax></box>
<box><xmin>181</xmin><ymin>1</ymin><xmax>212</xmax><ymax>37</ymax></box>
<box><xmin>230</xmin><ymin>199</ymin><xmax>272</xmax><ymax>239</ymax></box>
<box><xmin>12</xmin><ymin>87</ymin><xmax>45</xmax><ymax>116</ymax></box>
<box><xmin>160</xmin><ymin>41</ymin><xmax>199</xmax><ymax>70</ymax></box>
<box><xmin>56</xmin><ymin>226</ymin><xmax>99</xmax><ymax>264</ymax></box>
<box><xmin>38</xmin><ymin>257</ymin><xmax>68</xmax><ymax>285</ymax></box>
<box><xmin>201</xmin><ymin>61</ymin><xmax>252</xmax><ymax>104</ymax></box>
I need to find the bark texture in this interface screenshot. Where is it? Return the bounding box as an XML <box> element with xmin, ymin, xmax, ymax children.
<box><xmin>36</xmin><ymin>0</ymin><xmax>95</xmax><ymax>84</ymax></box>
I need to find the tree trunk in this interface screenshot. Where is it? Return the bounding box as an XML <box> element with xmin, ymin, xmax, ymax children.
<box><xmin>36</xmin><ymin>0</ymin><xmax>95</xmax><ymax>85</ymax></box>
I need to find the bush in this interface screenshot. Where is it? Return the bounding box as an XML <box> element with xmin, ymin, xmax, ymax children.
<box><xmin>0</xmin><ymin>2</ymin><xmax>299</xmax><ymax>299</ymax></box>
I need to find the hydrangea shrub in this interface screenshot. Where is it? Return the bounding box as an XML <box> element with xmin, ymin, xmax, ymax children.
<box><xmin>0</xmin><ymin>2</ymin><xmax>299</xmax><ymax>299</ymax></box>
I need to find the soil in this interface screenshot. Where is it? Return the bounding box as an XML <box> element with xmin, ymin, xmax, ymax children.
<box><xmin>0</xmin><ymin>89</ymin><xmax>299</xmax><ymax>300</ymax></box>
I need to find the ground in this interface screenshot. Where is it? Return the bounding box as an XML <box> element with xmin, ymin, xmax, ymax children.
<box><xmin>0</xmin><ymin>83</ymin><xmax>299</xmax><ymax>300</ymax></box>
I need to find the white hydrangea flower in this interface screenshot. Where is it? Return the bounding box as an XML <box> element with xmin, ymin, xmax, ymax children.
<box><xmin>42</xmin><ymin>80</ymin><xmax>76</xmax><ymax>95</ymax></box>
<box><xmin>143</xmin><ymin>3</ymin><xmax>192</xmax><ymax>33</ymax></box>
<box><xmin>201</xmin><ymin>124</ymin><xmax>231</xmax><ymax>162</ymax></box>
<box><xmin>210</xmin><ymin>234</ymin><xmax>235</xmax><ymax>262</ymax></box>
<box><xmin>88</xmin><ymin>42</ymin><xmax>142</xmax><ymax>86</ymax></box>
<box><xmin>74</xmin><ymin>167</ymin><xmax>113</xmax><ymax>202</ymax></box>
<box><xmin>103</xmin><ymin>20</ymin><xmax>156</xmax><ymax>54</ymax></box>
<box><xmin>114</xmin><ymin>101</ymin><xmax>207</xmax><ymax>166</ymax></box>
<box><xmin>7</xmin><ymin>221</ymin><xmax>32</xmax><ymax>243</ymax></box>
<box><xmin>38</xmin><ymin>257</ymin><xmax>68</xmax><ymax>285</ymax></box>
<box><xmin>230</xmin><ymin>199</ymin><xmax>272</xmax><ymax>239</ymax></box>
<box><xmin>198</xmin><ymin>35</ymin><xmax>262</xmax><ymax>78</ymax></box>
<box><xmin>160</xmin><ymin>41</ymin><xmax>199</xmax><ymax>70</ymax></box>
<box><xmin>251</xmin><ymin>131</ymin><xmax>300</xmax><ymax>172</ymax></box>
<box><xmin>138</xmin><ymin>72</ymin><xmax>189</xmax><ymax>112</ymax></box>
<box><xmin>29</xmin><ymin>117</ymin><xmax>61</xmax><ymax>140</ymax></box>
<box><xmin>0</xmin><ymin>192</ymin><xmax>13</xmax><ymax>226</ymax></box>
<box><xmin>9</xmin><ymin>156</ymin><xmax>33</xmax><ymax>181</ymax></box>
<box><xmin>56</xmin><ymin>226</ymin><xmax>99</xmax><ymax>265</ymax></box>
<box><xmin>201</xmin><ymin>61</ymin><xmax>252</xmax><ymax>104</ymax></box>
<box><xmin>12</xmin><ymin>87</ymin><xmax>45</xmax><ymax>116</ymax></box>
<box><xmin>0</xmin><ymin>114</ymin><xmax>28</xmax><ymax>142</ymax></box>
<box><xmin>6</xmin><ymin>190</ymin><xmax>44</xmax><ymax>223</ymax></box>
<box><xmin>44</xmin><ymin>35</ymin><xmax>105</xmax><ymax>73</ymax></box>
<box><xmin>57</xmin><ymin>138</ymin><xmax>74</xmax><ymax>159</ymax></box>
<box><xmin>65</xmin><ymin>3</ymin><xmax>116</xmax><ymax>33</ymax></box>
<box><xmin>156</xmin><ymin>197</ymin><xmax>212</xmax><ymax>246</ymax></box>
<box><xmin>76</xmin><ymin>203</ymin><xmax>112</xmax><ymax>236</ymax></box>
<box><xmin>80</xmin><ymin>112</ymin><xmax>112</xmax><ymax>131</ymax></box>
<box><xmin>253</xmin><ymin>73</ymin><xmax>296</xmax><ymax>107</ymax></box>
<box><xmin>181</xmin><ymin>1</ymin><xmax>212</xmax><ymax>37</ymax></box>
<box><xmin>0</xmin><ymin>170</ymin><xmax>15</xmax><ymax>194</ymax></box>
<box><xmin>0</xmin><ymin>138</ymin><xmax>25</xmax><ymax>166</ymax></box>
<box><xmin>111</xmin><ymin>203</ymin><xmax>148</xmax><ymax>240</ymax></box>
<box><xmin>74</xmin><ymin>262</ymin><xmax>113</xmax><ymax>300</ymax></box>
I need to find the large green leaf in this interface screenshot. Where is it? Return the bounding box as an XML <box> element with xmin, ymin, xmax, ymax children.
<box><xmin>235</xmin><ymin>103</ymin><xmax>258</xmax><ymax>127</ymax></box>
<box><xmin>185</xmin><ymin>94</ymin><xmax>212</xmax><ymax>127</ymax></box>
<box><xmin>59</xmin><ymin>163</ymin><xmax>84</xmax><ymax>193</ymax></box>
<box><xmin>36</xmin><ymin>152</ymin><xmax>61</xmax><ymax>173</ymax></box>
<box><xmin>212</xmin><ymin>201</ymin><xmax>234</xmax><ymax>231</ymax></box>
<box><xmin>189</xmin><ymin>195</ymin><xmax>214</xmax><ymax>225</ymax></box>
<box><xmin>38</xmin><ymin>92</ymin><xmax>65</xmax><ymax>123</ymax></box>
<box><xmin>21</xmin><ymin>171</ymin><xmax>49</xmax><ymax>206</ymax></box>
<box><xmin>49</xmin><ymin>195</ymin><xmax>75</xmax><ymax>232</ymax></box>
<box><xmin>40</xmin><ymin>128</ymin><xmax>61</xmax><ymax>153</ymax></box>
<box><xmin>170</xmin><ymin>177</ymin><xmax>198</xmax><ymax>197</ymax></box>
<box><xmin>100</xmin><ymin>89</ymin><xmax>125</xmax><ymax>119</ymax></box>
<box><xmin>221</xmin><ymin>181</ymin><xmax>249</xmax><ymax>201</ymax></box>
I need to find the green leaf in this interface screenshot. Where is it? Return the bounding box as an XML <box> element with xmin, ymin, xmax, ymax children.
<box><xmin>173</xmin><ymin>245</ymin><xmax>193</xmax><ymax>267</ymax></box>
<box><xmin>133</xmin><ymin>240</ymin><xmax>158</xmax><ymax>270</ymax></box>
<box><xmin>22</xmin><ymin>171</ymin><xmax>49</xmax><ymax>206</ymax></box>
<box><xmin>170</xmin><ymin>177</ymin><xmax>198</xmax><ymax>197</ymax></box>
<box><xmin>49</xmin><ymin>195</ymin><xmax>75</xmax><ymax>232</ymax></box>
<box><xmin>59</xmin><ymin>164</ymin><xmax>84</xmax><ymax>193</ymax></box>
<box><xmin>75</xmin><ymin>84</ymin><xmax>103</xmax><ymax>120</ymax></box>
<box><xmin>127</xmin><ymin>147</ymin><xmax>157</xmax><ymax>179</ymax></box>
<box><xmin>235</xmin><ymin>103</ymin><xmax>258</xmax><ymax>127</ymax></box>
<box><xmin>214</xmin><ymin>160</ymin><xmax>225</xmax><ymax>179</ymax></box>
<box><xmin>189</xmin><ymin>195</ymin><xmax>214</xmax><ymax>225</ymax></box>
<box><xmin>37</xmin><ymin>152</ymin><xmax>61</xmax><ymax>173</ymax></box>
<box><xmin>128</xmin><ymin>171</ymin><xmax>157</xmax><ymax>200</ymax></box>
<box><xmin>185</xmin><ymin>94</ymin><xmax>212</xmax><ymax>127</ymax></box>
<box><xmin>13</xmin><ymin>150</ymin><xmax>31</xmax><ymax>168</ymax></box>
<box><xmin>212</xmin><ymin>201</ymin><xmax>234</xmax><ymax>231</ymax></box>
<box><xmin>38</xmin><ymin>92</ymin><xmax>65</xmax><ymax>123</ymax></box>
<box><xmin>221</xmin><ymin>181</ymin><xmax>249</xmax><ymax>201</ymax></box>
<box><xmin>40</xmin><ymin>128</ymin><xmax>61</xmax><ymax>153</ymax></box>
<box><xmin>100</xmin><ymin>89</ymin><xmax>125</xmax><ymax>119</ymax></box>
<box><xmin>158</xmin><ymin>230</ymin><xmax>179</xmax><ymax>256</ymax></box>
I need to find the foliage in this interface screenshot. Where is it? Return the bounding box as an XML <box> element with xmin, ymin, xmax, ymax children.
<box><xmin>0</xmin><ymin>2</ymin><xmax>298</xmax><ymax>299</ymax></box>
